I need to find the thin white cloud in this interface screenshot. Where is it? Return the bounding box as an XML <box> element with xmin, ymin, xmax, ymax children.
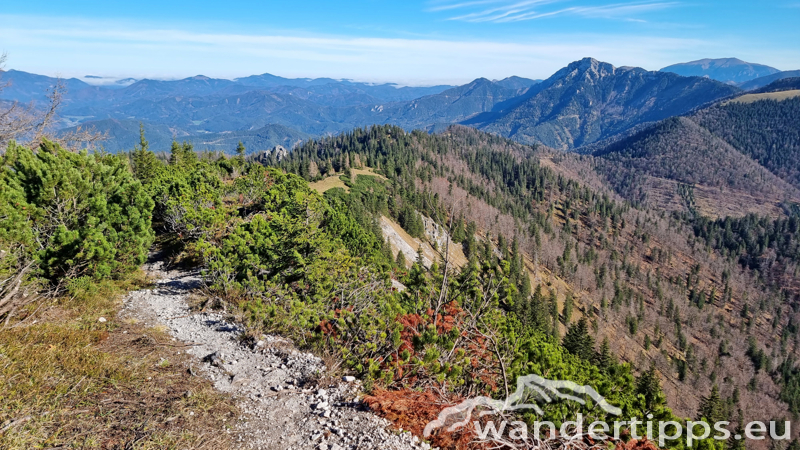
<box><xmin>445</xmin><ymin>0</ymin><xmax>562</xmax><ymax>22</ymax></box>
<box><xmin>571</xmin><ymin>1</ymin><xmax>679</xmax><ymax>18</ymax></box>
<box><xmin>0</xmin><ymin>14</ymin><xmax>796</xmax><ymax>84</ymax></box>
<box><xmin>434</xmin><ymin>0</ymin><xmax>680</xmax><ymax>23</ymax></box>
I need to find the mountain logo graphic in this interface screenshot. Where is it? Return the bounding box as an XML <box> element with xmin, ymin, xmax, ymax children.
<box><xmin>423</xmin><ymin>374</ymin><xmax>622</xmax><ymax>438</ymax></box>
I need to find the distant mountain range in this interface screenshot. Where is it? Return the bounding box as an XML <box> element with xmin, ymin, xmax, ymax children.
<box><xmin>739</xmin><ymin>70</ymin><xmax>800</xmax><ymax>90</ymax></box>
<box><xmin>468</xmin><ymin>58</ymin><xmax>740</xmax><ymax>150</ymax></box>
<box><xmin>1</xmin><ymin>57</ymin><xmax>795</xmax><ymax>153</ymax></box>
<box><xmin>0</xmin><ymin>69</ymin><xmax>457</xmax><ymax>105</ymax></box>
<box><xmin>0</xmin><ymin>68</ymin><xmax>544</xmax><ymax>152</ymax></box>
<box><xmin>658</xmin><ymin>57</ymin><xmax>800</xmax><ymax>91</ymax></box>
<box><xmin>660</xmin><ymin>58</ymin><xmax>780</xmax><ymax>84</ymax></box>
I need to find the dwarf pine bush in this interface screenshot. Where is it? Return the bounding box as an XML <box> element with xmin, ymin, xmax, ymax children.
<box><xmin>0</xmin><ymin>140</ymin><xmax>154</xmax><ymax>282</ymax></box>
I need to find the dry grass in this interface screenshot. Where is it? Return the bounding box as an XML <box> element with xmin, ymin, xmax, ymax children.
<box><xmin>0</xmin><ymin>273</ymin><xmax>237</xmax><ymax>449</ymax></box>
<box><xmin>309</xmin><ymin>175</ymin><xmax>349</xmax><ymax>194</ymax></box>
<box><xmin>351</xmin><ymin>167</ymin><xmax>387</xmax><ymax>180</ymax></box>
<box><xmin>308</xmin><ymin>168</ymin><xmax>387</xmax><ymax>194</ymax></box>
<box><xmin>724</xmin><ymin>90</ymin><xmax>800</xmax><ymax>105</ymax></box>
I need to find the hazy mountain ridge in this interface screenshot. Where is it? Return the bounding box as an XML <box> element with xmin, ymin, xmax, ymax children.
<box><xmin>361</xmin><ymin>77</ymin><xmax>528</xmax><ymax>130</ymax></box>
<box><xmin>0</xmin><ymin>69</ymin><xmax>95</xmax><ymax>103</ymax></box>
<box><xmin>472</xmin><ymin>58</ymin><xmax>740</xmax><ymax>150</ymax></box>
<box><xmin>751</xmin><ymin>77</ymin><xmax>800</xmax><ymax>93</ymax></box>
<box><xmin>0</xmin><ymin>59</ymin><xmax>765</xmax><ymax>154</ymax></box>
<box><xmin>0</xmin><ymin>69</ymin><xmax>455</xmax><ymax>106</ymax></box>
<box><xmin>491</xmin><ymin>75</ymin><xmax>541</xmax><ymax>90</ymax></box>
<box><xmin>660</xmin><ymin>57</ymin><xmax>780</xmax><ymax>84</ymax></box>
<box><xmin>44</xmin><ymin>73</ymin><xmax>537</xmax><ymax>150</ymax></box>
<box><xmin>740</xmin><ymin>70</ymin><xmax>800</xmax><ymax>90</ymax></box>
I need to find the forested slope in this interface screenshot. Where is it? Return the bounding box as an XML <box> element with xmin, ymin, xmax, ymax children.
<box><xmin>591</xmin><ymin>115</ymin><xmax>799</xmax><ymax>218</ymax></box>
<box><xmin>5</xmin><ymin>124</ymin><xmax>800</xmax><ymax>448</ymax></box>
<box><xmin>693</xmin><ymin>97</ymin><xmax>800</xmax><ymax>189</ymax></box>
<box><xmin>277</xmin><ymin>125</ymin><xmax>800</xmax><ymax>449</ymax></box>
<box><xmin>59</xmin><ymin>119</ymin><xmax>310</xmax><ymax>153</ymax></box>
<box><xmin>587</xmin><ymin>94</ymin><xmax>800</xmax><ymax>221</ymax></box>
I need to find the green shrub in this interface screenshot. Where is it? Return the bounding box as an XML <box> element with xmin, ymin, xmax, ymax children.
<box><xmin>199</xmin><ymin>169</ymin><xmax>357</xmax><ymax>297</ymax></box>
<box><xmin>148</xmin><ymin>164</ymin><xmax>226</xmax><ymax>240</ymax></box>
<box><xmin>0</xmin><ymin>140</ymin><xmax>154</xmax><ymax>282</ymax></box>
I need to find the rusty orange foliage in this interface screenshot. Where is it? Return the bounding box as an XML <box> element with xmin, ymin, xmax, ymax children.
<box><xmin>615</xmin><ymin>439</ymin><xmax>661</xmax><ymax>450</ymax></box>
<box><xmin>364</xmin><ymin>388</ymin><xmax>479</xmax><ymax>450</ymax></box>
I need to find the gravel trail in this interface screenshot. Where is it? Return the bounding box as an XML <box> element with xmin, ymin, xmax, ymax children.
<box><xmin>119</xmin><ymin>259</ymin><xmax>430</xmax><ymax>450</ymax></box>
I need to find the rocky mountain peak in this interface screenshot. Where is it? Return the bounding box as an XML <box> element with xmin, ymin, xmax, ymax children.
<box><xmin>561</xmin><ymin>58</ymin><xmax>617</xmax><ymax>81</ymax></box>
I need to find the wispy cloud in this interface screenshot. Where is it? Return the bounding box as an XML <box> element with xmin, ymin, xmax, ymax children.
<box><xmin>457</xmin><ymin>1</ymin><xmax>566</xmax><ymax>22</ymax></box>
<box><xmin>432</xmin><ymin>0</ymin><xmax>680</xmax><ymax>23</ymax></box>
<box><xmin>2</xmin><ymin>13</ymin><xmax>796</xmax><ymax>84</ymax></box>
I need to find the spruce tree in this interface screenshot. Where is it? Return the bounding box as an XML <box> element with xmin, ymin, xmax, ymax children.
<box><xmin>636</xmin><ymin>363</ymin><xmax>665</xmax><ymax>412</ymax></box>
<box><xmin>234</xmin><ymin>141</ymin><xmax>246</xmax><ymax>171</ymax></box>
<box><xmin>416</xmin><ymin>245</ymin><xmax>425</xmax><ymax>267</ymax></box>
<box><xmin>130</xmin><ymin>124</ymin><xmax>161</xmax><ymax>184</ymax></box>
<box><xmin>563</xmin><ymin>317</ymin><xmax>594</xmax><ymax>361</ymax></box>
<box><xmin>169</xmin><ymin>140</ymin><xmax>182</xmax><ymax>166</ymax></box>
<box><xmin>451</xmin><ymin>217</ymin><xmax>466</xmax><ymax>243</ymax></box>
<box><xmin>727</xmin><ymin>410</ymin><xmax>746</xmax><ymax>450</ymax></box>
<box><xmin>136</xmin><ymin>122</ymin><xmax>148</xmax><ymax>152</ymax></box>
<box><xmin>462</xmin><ymin>222</ymin><xmax>477</xmax><ymax>259</ymax></box>
<box><xmin>562</xmin><ymin>292</ymin><xmax>574</xmax><ymax>324</ymax></box>
<box><xmin>697</xmin><ymin>385</ymin><xmax>723</xmax><ymax>423</ymax></box>
<box><xmin>396</xmin><ymin>250</ymin><xmax>407</xmax><ymax>268</ymax></box>
<box><xmin>549</xmin><ymin>289</ymin><xmax>560</xmax><ymax>339</ymax></box>
<box><xmin>594</xmin><ymin>337</ymin><xmax>616</xmax><ymax>371</ymax></box>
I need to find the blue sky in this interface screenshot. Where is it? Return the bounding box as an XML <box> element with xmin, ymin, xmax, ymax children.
<box><xmin>1</xmin><ymin>0</ymin><xmax>798</xmax><ymax>85</ymax></box>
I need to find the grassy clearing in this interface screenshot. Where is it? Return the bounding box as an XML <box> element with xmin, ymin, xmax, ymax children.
<box><xmin>724</xmin><ymin>89</ymin><xmax>800</xmax><ymax>104</ymax></box>
<box><xmin>350</xmin><ymin>167</ymin><xmax>386</xmax><ymax>180</ymax></box>
<box><xmin>0</xmin><ymin>273</ymin><xmax>237</xmax><ymax>449</ymax></box>
<box><xmin>309</xmin><ymin>175</ymin><xmax>349</xmax><ymax>193</ymax></box>
<box><xmin>308</xmin><ymin>167</ymin><xmax>387</xmax><ymax>194</ymax></box>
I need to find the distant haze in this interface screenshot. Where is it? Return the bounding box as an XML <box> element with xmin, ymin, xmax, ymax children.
<box><xmin>1</xmin><ymin>57</ymin><xmax>770</xmax><ymax>155</ymax></box>
<box><xmin>1</xmin><ymin>1</ymin><xmax>799</xmax><ymax>84</ymax></box>
<box><xmin>660</xmin><ymin>58</ymin><xmax>782</xmax><ymax>84</ymax></box>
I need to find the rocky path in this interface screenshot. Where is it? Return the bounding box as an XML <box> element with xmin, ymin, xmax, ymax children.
<box><xmin>119</xmin><ymin>259</ymin><xmax>430</xmax><ymax>450</ymax></box>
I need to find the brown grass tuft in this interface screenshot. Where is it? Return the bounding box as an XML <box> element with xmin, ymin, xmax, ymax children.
<box><xmin>0</xmin><ymin>272</ymin><xmax>238</xmax><ymax>449</ymax></box>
